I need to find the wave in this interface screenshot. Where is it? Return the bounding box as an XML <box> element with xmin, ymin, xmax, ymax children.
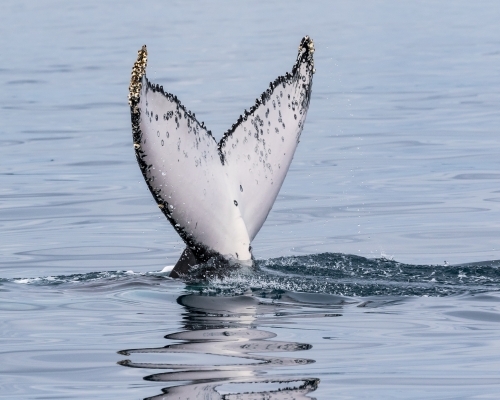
<box><xmin>3</xmin><ymin>253</ymin><xmax>500</xmax><ymax>297</ymax></box>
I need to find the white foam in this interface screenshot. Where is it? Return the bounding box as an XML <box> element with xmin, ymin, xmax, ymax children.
<box><xmin>160</xmin><ymin>265</ymin><xmax>174</xmax><ymax>273</ymax></box>
<box><xmin>13</xmin><ymin>277</ymin><xmax>40</xmax><ymax>284</ymax></box>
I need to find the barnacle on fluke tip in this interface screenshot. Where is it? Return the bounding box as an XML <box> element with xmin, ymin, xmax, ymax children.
<box><xmin>129</xmin><ymin>37</ymin><xmax>314</xmax><ymax>278</ymax></box>
<box><xmin>128</xmin><ymin>45</ymin><xmax>147</xmax><ymax>106</ymax></box>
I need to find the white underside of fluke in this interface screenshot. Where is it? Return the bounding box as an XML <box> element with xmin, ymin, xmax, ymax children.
<box><xmin>129</xmin><ymin>37</ymin><xmax>315</xmax><ymax>265</ymax></box>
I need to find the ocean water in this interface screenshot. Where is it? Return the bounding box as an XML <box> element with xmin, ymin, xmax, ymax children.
<box><xmin>1</xmin><ymin>1</ymin><xmax>500</xmax><ymax>398</ymax></box>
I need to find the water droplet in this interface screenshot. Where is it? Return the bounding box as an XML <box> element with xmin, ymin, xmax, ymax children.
<box><xmin>240</xmin><ymin>185</ymin><xmax>243</xmax><ymax>192</ymax></box>
<box><xmin>234</xmin><ymin>200</ymin><xmax>238</xmax><ymax>206</ymax></box>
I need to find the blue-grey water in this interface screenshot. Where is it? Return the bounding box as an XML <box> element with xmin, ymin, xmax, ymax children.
<box><xmin>2</xmin><ymin>1</ymin><xmax>500</xmax><ymax>398</ymax></box>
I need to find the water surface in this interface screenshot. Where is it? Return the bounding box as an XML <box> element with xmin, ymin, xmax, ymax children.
<box><xmin>1</xmin><ymin>0</ymin><xmax>500</xmax><ymax>398</ymax></box>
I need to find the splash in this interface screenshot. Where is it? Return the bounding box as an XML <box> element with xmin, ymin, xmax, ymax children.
<box><xmin>193</xmin><ymin>253</ymin><xmax>500</xmax><ymax>297</ymax></box>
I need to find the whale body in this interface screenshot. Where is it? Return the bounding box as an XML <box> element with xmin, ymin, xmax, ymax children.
<box><xmin>128</xmin><ymin>37</ymin><xmax>315</xmax><ymax>277</ymax></box>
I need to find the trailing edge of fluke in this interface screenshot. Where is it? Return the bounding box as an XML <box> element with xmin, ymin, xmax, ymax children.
<box><xmin>129</xmin><ymin>37</ymin><xmax>315</xmax><ymax>278</ymax></box>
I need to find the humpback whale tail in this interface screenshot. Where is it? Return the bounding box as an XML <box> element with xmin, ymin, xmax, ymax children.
<box><xmin>128</xmin><ymin>37</ymin><xmax>315</xmax><ymax>278</ymax></box>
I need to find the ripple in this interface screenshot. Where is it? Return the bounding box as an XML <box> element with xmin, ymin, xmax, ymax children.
<box><xmin>453</xmin><ymin>173</ymin><xmax>500</xmax><ymax>180</ymax></box>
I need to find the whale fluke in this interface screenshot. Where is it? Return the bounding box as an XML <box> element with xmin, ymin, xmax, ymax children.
<box><xmin>129</xmin><ymin>37</ymin><xmax>315</xmax><ymax>277</ymax></box>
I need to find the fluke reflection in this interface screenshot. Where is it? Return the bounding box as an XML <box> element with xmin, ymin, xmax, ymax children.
<box><xmin>118</xmin><ymin>293</ymin><xmax>320</xmax><ymax>399</ymax></box>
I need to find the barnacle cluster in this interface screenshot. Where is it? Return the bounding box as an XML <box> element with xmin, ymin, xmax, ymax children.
<box><xmin>298</xmin><ymin>36</ymin><xmax>315</xmax><ymax>74</ymax></box>
<box><xmin>128</xmin><ymin>45</ymin><xmax>148</xmax><ymax>106</ymax></box>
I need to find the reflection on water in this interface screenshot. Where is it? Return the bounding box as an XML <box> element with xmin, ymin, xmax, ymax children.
<box><xmin>118</xmin><ymin>293</ymin><xmax>320</xmax><ymax>399</ymax></box>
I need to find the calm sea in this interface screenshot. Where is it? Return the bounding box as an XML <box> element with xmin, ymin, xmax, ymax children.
<box><xmin>1</xmin><ymin>1</ymin><xmax>500</xmax><ymax>398</ymax></box>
